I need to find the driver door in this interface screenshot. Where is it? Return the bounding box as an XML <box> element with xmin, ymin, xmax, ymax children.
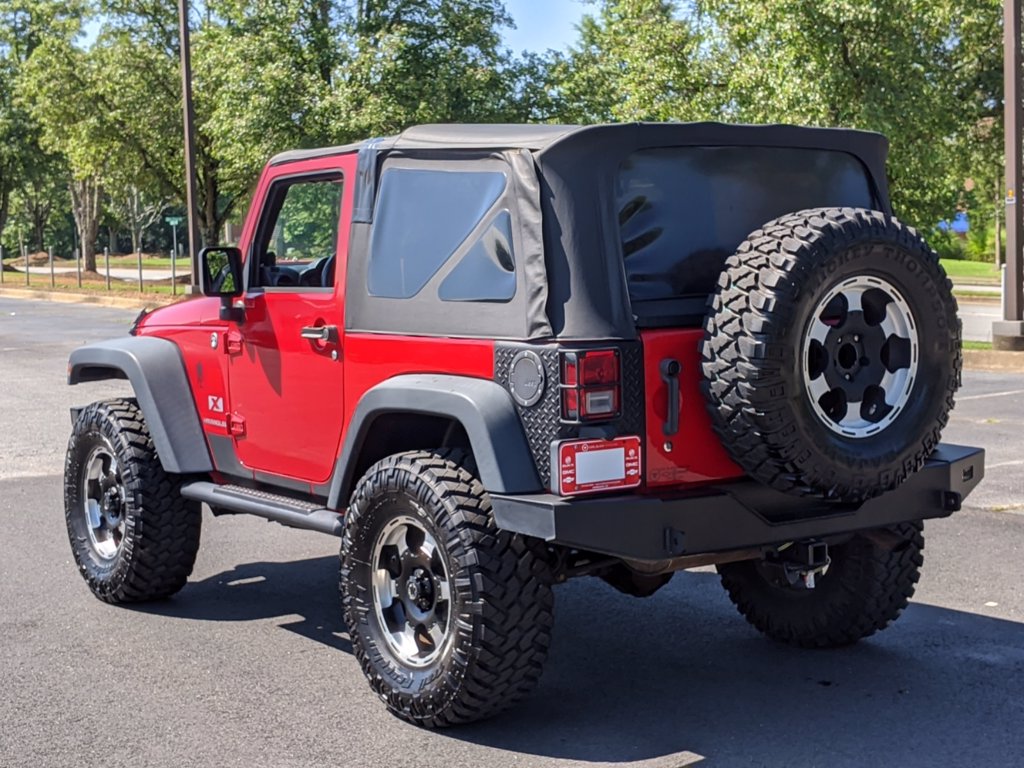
<box><xmin>226</xmin><ymin>154</ymin><xmax>356</xmax><ymax>487</ymax></box>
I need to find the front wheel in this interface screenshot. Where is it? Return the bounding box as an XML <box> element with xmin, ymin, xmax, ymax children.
<box><xmin>64</xmin><ymin>398</ymin><xmax>202</xmax><ymax>603</ymax></box>
<box><xmin>340</xmin><ymin>450</ymin><xmax>554</xmax><ymax>728</ymax></box>
<box><xmin>717</xmin><ymin>522</ymin><xmax>924</xmax><ymax>648</ymax></box>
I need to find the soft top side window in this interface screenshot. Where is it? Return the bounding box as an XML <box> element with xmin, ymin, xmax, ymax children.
<box><xmin>367</xmin><ymin>168</ymin><xmax>515</xmax><ymax>302</ymax></box>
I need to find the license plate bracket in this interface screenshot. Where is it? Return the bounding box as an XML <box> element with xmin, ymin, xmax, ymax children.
<box><xmin>551</xmin><ymin>436</ymin><xmax>643</xmax><ymax>496</ymax></box>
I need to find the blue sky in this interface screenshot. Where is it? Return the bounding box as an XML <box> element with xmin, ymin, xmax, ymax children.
<box><xmin>503</xmin><ymin>0</ymin><xmax>586</xmax><ymax>53</ymax></box>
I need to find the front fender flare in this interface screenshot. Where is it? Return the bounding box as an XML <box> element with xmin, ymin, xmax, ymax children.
<box><xmin>68</xmin><ymin>336</ymin><xmax>213</xmax><ymax>475</ymax></box>
<box><xmin>327</xmin><ymin>374</ymin><xmax>541</xmax><ymax>509</ymax></box>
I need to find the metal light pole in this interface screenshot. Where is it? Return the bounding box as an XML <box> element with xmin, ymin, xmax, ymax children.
<box><xmin>178</xmin><ymin>0</ymin><xmax>202</xmax><ymax>289</ymax></box>
<box><xmin>996</xmin><ymin>0</ymin><xmax>1024</xmax><ymax>349</ymax></box>
<box><xmin>170</xmin><ymin>219</ymin><xmax>178</xmax><ymax>265</ymax></box>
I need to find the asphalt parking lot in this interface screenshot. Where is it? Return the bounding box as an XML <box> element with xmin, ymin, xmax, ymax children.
<box><xmin>1</xmin><ymin>297</ymin><xmax>1022</xmax><ymax>768</ymax></box>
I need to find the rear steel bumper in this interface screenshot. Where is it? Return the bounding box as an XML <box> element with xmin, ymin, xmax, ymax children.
<box><xmin>490</xmin><ymin>444</ymin><xmax>984</xmax><ymax>562</ymax></box>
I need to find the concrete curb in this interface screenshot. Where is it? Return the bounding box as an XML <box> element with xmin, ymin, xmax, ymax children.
<box><xmin>962</xmin><ymin>349</ymin><xmax>1024</xmax><ymax>373</ymax></box>
<box><xmin>0</xmin><ymin>286</ymin><xmax>181</xmax><ymax>310</ymax></box>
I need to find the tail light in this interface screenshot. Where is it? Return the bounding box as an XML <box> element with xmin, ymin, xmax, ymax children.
<box><xmin>559</xmin><ymin>348</ymin><xmax>621</xmax><ymax>422</ymax></box>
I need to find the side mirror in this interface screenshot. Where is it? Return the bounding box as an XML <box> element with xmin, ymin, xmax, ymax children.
<box><xmin>199</xmin><ymin>246</ymin><xmax>244</xmax><ymax>322</ymax></box>
<box><xmin>199</xmin><ymin>246</ymin><xmax>243</xmax><ymax>297</ymax></box>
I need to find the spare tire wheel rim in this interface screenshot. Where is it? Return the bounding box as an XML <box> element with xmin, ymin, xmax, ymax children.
<box><xmin>370</xmin><ymin>514</ymin><xmax>453</xmax><ymax>668</ymax></box>
<box><xmin>802</xmin><ymin>275</ymin><xmax>919</xmax><ymax>439</ymax></box>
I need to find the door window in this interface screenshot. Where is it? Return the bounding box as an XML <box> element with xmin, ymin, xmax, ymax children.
<box><xmin>254</xmin><ymin>175</ymin><xmax>344</xmax><ymax>289</ymax></box>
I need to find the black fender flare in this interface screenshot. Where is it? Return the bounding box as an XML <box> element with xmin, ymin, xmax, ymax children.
<box><xmin>327</xmin><ymin>374</ymin><xmax>541</xmax><ymax>509</ymax></box>
<box><xmin>68</xmin><ymin>336</ymin><xmax>213</xmax><ymax>475</ymax></box>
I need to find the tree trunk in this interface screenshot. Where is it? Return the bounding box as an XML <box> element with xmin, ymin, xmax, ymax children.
<box><xmin>201</xmin><ymin>154</ymin><xmax>220</xmax><ymax>248</ymax></box>
<box><xmin>129</xmin><ymin>186</ymin><xmax>142</xmax><ymax>255</ymax></box>
<box><xmin>31</xmin><ymin>206</ymin><xmax>46</xmax><ymax>252</ymax></box>
<box><xmin>70</xmin><ymin>177</ymin><xmax>102</xmax><ymax>272</ymax></box>
<box><xmin>0</xmin><ymin>184</ymin><xmax>9</xmax><ymax>253</ymax></box>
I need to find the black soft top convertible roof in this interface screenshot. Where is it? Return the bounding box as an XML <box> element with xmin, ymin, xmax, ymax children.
<box><xmin>274</xmin><ymin>123</ymin><xmax>891</xmax><ymax>341</ymax></box>
<box><xmin>272</xmin><ymin>122</ymin><xmax>887</xmax><ymax>179</ymax></box>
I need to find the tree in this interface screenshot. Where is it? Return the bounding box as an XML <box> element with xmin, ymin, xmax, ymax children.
<box><xmin>695</xmin><ymin>0</ymin><xmax>1002</xmax><ymax>229</ymax></box>
<box><xmin>0</xmin><ymin>0</ymin><xmax>84</xmax><ymax>252</ymax></box>
<box><xmin>16</xmin><ymin>150</ymin><xmax>66</xmax><ymax>251</ymax></box>
<box><xmin>20</xmin><ymin>38</ymin><xmax>107</xmax><ymax>269</ymax></box>
<box><xmin>550</xmin><ymin>0</ymin><xmax>715</xmax><ymax>123</ymax></box>
<box><xmin>323</xmin><ymin>0</ymin><xmax>526</xmax><ymax>139</ymax></box>
<box><xmin>92</xmin><ymin>7</ymin><xmax>231</xmax><ymax>246</ymax></box>
<box><xmin>0</xmin><ymin>59</ymin><xmax>22</xmax><ymax>252</ymax></box>
<box><xmin>199</xmin><ymin>0</ymin><xmax>341</xmax><ymax>192</ymax></box>
<box><xmin>107</xmin><ymin>183</ymin><xmax>167</xmax><ymax>255</ymax></box>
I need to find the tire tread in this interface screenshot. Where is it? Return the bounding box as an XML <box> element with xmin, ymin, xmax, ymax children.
<box><xmin>340</xmin><ymin>449</ymin><xmax>554</xmax><ymax>728</ymax></box>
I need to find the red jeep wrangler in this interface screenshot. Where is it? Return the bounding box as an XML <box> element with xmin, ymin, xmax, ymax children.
<box><xmin>65</xmin><ymin>123</ymin><xmax>983</xmax><ymax>727</ymax></box>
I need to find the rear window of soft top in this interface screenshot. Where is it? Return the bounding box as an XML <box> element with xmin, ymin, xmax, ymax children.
<box><xmin>616</xmin><ymin>146</ymin><xmax>875</xmax><ymax>323</ymax></box>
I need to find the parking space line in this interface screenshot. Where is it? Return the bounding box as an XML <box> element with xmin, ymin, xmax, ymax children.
<box><xmin>987</xmin><ymin>459</ymin><xmax>1024</xmax><ymax>470</ymax></box>
<box><xmin>958</xmin><ymin>389</ymin><xmax>1024</xmax><ymax>402</ymax></box>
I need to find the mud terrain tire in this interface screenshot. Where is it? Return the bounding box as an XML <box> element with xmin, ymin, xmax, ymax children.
<box><xmin>340</xmin><ymin>450</ymin><xmax>554</xmax><ymax>728</ymax></box>
<box><xmin>717</xmin><ymin>522</ymin><xmax>924</xmax><ymax>647</ymax></box>
<box><xmin>64</xmin><ymin>398</ymin><xmax>202</xmax><ymax>603</ymax></box>
<box><xmin>701</xmin><ymin>207</ymin><xmax>960</xmax><ymax>503</ymax></box>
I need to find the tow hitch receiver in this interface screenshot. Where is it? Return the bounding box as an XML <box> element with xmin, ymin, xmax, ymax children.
<box><xmin>766</xmin><ymin>541</ymin><xmax>831</xmax><ymax>589</ymax></box>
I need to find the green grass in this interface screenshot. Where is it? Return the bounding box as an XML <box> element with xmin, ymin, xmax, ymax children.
<box><xmin>103</xmin><ymin>255</ymin><xmax>191</xmax><ymax>269</ymax></box>
<box><xmin>953</xmin><ymin>289</ymin><xmax>1000</xmax><ymax>300</ymax></box>
<box><xmin>940</xmin><ymin>259</ymin><xmax>1001</xmax><ymax>283</ymax></box>
<box><xmin>963</xmin><ymin>341</ymin><xmax>994</xmax><ymax>351</ymax></box>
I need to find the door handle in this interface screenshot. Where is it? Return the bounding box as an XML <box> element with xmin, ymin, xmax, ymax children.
<box><xmin>300</xmin><ymin>325</ymin><xmax>338</xmax><ymax>343</ymax></box>
<box><xmin>660</xmin><ymin>358</ymin><xmax>681</xmax><ymax>436</ymax></box>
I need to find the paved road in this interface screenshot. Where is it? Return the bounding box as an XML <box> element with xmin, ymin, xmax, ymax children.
<box><xmin>1</xmin><ymin>297</ymin><xmax>1022</xmax><ymax>768</ymax></box>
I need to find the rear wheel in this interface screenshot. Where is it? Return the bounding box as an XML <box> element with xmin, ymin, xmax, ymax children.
<box><xmin>340</xmin><ymin>450</ymin><xmax>554</xmax><ymax>728</ymax></box>
<box><xmin>717</xmin><ymin>522</ymin><xmax>924</xmax><ymax>648</ymax></box>
<box><xmin>64</xmin><ymin>398</ymin><xmax>202</xmax><ymax>603</ymax></box>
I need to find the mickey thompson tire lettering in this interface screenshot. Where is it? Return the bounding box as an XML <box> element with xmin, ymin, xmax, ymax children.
<box><xmin>64</xmin><ymin>398</ymin><xmax>202</xmax><ymax>603</ymax></box>
<box><xmin>717</xmin><ymin>522</ymin><xmax>924</xmax><ymax>647</ymax></box>
<box><xmin>700</xmin><ymin>207</ymin><xmax>961</xmax><ymax>503</ymax></box>
<box><xmin>339</xmin><ymin>449</ymin><xmax>554</xmax><ymax>728</ymax></box>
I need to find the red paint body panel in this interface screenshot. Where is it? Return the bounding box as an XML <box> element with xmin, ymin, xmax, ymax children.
<box><xmin>137</xmin><ymin>300</ymin><xmax>235</xmax><ymax>451</ymax></box>
<box><xmin>143</xmin><ymin>324</ymin><xmax>234</xmax><ymax>440</ymax></box>
<box><xmin>342</xmin><ymin>333</ymin><xmax>495</xmax><ymax>427</ymax></box>
<box><xmin>227</xmin><ymin>291</ymin><xmax>346</xmax><ymax>482</ymax></box>
<box><xmin>135</xmin><ymin>295</ymin><xmax>219</xmax><ymax>329</ymax></box>
<box><xmin>640</xmin><ymin>329</ymin><xmax>744</xmax><ymax>488</ymax></box>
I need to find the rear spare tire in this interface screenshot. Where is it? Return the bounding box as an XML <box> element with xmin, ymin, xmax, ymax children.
<box><xmin>701</xmin><ymin>208</ymin><xmax>960</xmax><ymax>502</ymax></box>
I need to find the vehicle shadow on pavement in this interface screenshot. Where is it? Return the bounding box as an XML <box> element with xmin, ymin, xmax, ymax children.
<box><xmin>129</xmin><ymin>558</ymin><xmax>1024</xmax><ymax>767</ymax></box>
<box><xmin>450</xmin><ymin>573</ymin><xmax>1024</xmax><ymax>767</ymax></box>
<box><xmin>133</xmin><ymin>556</ymin><xmax>353</xmax><ymax>654</ymax></box>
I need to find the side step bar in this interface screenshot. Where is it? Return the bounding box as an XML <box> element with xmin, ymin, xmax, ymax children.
<box><xmin>181</xmin><ymin>481</ymin><xmax>343</xmax><ymax>536</ymax></box>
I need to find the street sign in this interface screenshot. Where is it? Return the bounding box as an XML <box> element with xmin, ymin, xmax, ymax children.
<box><xmin>165</xmin><ymin>216</ymin><xmax>183</xmax><ymax>226</ymax></box>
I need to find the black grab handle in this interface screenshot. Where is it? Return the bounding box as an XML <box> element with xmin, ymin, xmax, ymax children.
<box><xmin>660</xmin><ymin>358</ymin><xmax>681</xmax><ymax>436</ymax></box>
